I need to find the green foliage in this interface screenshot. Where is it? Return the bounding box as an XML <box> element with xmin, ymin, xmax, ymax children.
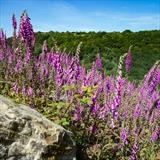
<box><xmin>140</xmin><ymin>143</ymin><xmax>160</xmax><ymax>160</ymax></box>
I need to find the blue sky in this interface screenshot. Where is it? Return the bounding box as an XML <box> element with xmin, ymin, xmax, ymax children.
<box><xmin>0</xmin><ymin>0</ymin><xmax>160</xmax><ymax>37</ymax></box>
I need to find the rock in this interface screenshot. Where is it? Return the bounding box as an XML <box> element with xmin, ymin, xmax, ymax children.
<box><xmin>0</xmin><ymin>95</ymin><xmax>76</xmax><ymax>160</ymax></box>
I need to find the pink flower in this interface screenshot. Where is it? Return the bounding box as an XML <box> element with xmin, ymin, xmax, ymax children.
<box><xmin>134</xmin><ymin>104</ymin><xmax>141</xmax><ymax>118</ymax></box>
<box><xmin>14</xmin><ymin>60</ymin><xmax>23</xmax><ymax>73</ymax></box>
<box><xmin>120</xmin><ymin>128</ymin><xmax>128</xmax><ymax>145</ymax></box>
<box><xmin>24</xmin><ymin>48</ymin><xmax>31</xmax><ymax>63</ymax></box>
<box><xmin>12</xmin><ymin>83</ymin><xmax>19</xmax><ymax>94</ymax></box>
<box><xmin>156</xmin><ymin>69</ymin><xmax>160</xmax><ymax>84</ymax></box>
<box><xmin>26</xmin><ymin>87</ymin><xmax>33</xmax><ymax>96</ymax></box>
<box><xmin>40</xmin><ymin>65</ymin><xmax>49</xmax><ymax>78</ymax></box>
<box><xmin>151</xmin><ymin>128</ymin><xmax>159</xmax><ymax>142</ymax></box>
<box><xmin>89</xmin><ymin>124</ymin><xmax>97</xmax><ymax>134</ymax></box>
<box><xmin>130</xmin><ymin>142</ymin><xmax>139</xmax><ymax>160</ymax></box>
<box><xmin>19</xmin><ymin>11</ymin><xmax>35</xmax><ymax>49</ymax></box>
<box><xmin>91</xmin><ymin>101</ymin><xmax>100</xmax><ymax>115</ymax></box>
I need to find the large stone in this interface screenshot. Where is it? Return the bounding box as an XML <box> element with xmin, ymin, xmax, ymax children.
<box><xmin>0</xmin><ymin>95</ymin><xmax>76</xmax><ymax>160</ymax></box>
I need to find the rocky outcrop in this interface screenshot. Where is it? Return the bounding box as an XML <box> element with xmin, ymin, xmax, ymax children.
<box><xmin>0</xmin><ymin>95</ymin><xmax>76</xmax><ymax>160</ymax></box>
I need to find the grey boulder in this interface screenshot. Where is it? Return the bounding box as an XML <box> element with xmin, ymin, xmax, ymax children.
<box><xmin>0</xmin><ymin>95</ymin><xmax>76</xmax><ymax>160</ymax></box>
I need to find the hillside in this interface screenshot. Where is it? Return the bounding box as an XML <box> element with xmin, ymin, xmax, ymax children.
<box><xmin>33</xmin><ymin>30</ymin><xmax>160</xmax><ymax>81</ymax></box>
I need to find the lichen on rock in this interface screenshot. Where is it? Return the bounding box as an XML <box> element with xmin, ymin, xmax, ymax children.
<box><xmin>0</xmin><ymin>95</ymin><xmax>76</xmax><ymax>160</ymax></box>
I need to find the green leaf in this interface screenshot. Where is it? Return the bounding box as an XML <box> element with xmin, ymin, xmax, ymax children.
<box><xmin>47</xmin><ymin>103</ymin><xmax>54</xmax><ymax>107</ymax></box>
<box><xmin>80</xmin><ymin>97</ymin><xmax>92</xmax><ymax>105</ymax></box>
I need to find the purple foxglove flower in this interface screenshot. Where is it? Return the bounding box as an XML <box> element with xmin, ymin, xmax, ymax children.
<box><xmin>47</xmin><ymin>49</ymin><xmax>54</xmax><ymax>65</ymax></box>
<box><xmin>19</xmin><ymin>12</ymin><xmax>26</xmax><ymax>40</ymax></box>
<box><xmin>12</xmin><ymin>14</ymin><xmax>17</xmax><ymax>30</ymax></box>
<box><xmin>111</xmin><ymin>76</ymin><xmax>123</xmax><ymax>119</ymax></box>
<box><xmin>149</xmin><ymin>73</ymin><xmax>158</xmax><ymax>94</ymax></box>
<box><xmin>120</xmin><ymin>128</ymin><xmax>128</xmax><ymax>145</ymax></box>
<box><xmin>12</xmin><ymin>83</ymin><xmax>19</xmax><ymax>94</ymax></box>
<box><xmin>79</xmin><ymin>65</ymin><xmax>86</xmax><ymax>81</ymax></box>
<box><xmin>41</xmin><ymin>65</ymin><xmax>49</xmax><ymax>78</ymax></box>
<box><xmin>144</xmin><ymin>62</ymin><xmax>159</xmax><ymax>88</ymax></box>
<box><xmin>151</xmin><ymin>128</ymin><xmax>159</xmax><ymax>142</ymax></box>
<box><xmin>134</xmin><ymin>104</ymin><xmax>141</xmax><ymax>118</ymax></box>
<box><xmin>14</xmin><ymin>60</ymin><xmax>23</xmax><ymax>73</ymax></box>
<box><xmin>156</xmin><ymin>99</ymin><xmax>160</xmax><ymax>109</ymax></box>
<box><xmin>99</xmin><ymin>104</ymin><xmax>110</xmax><ymax>119</ymax></box>
<box><xmin>75</xmin><ymin>62</ymin><xmax>80</xmax><ymax>80</ymax></box>
<box><xmin>26</xmin><ymin>87</ymin><xmax>33</xmax><ymax>96</ymax></box>
<box><xmin>19</xmin><ymin>11</ymin><xmax>35</xmax><ymax>49</ymax></box>
<box><xmin>25</xmin><ymin>13</ymin><xmax>34</xmax><ymax>42</ymax></box>
<box><xmin>157</xmin><ymin>69</ymin><xmax>160</xmax><ymax>84</ymax></box>
<box><xmin>125</xmin><ymin>47</ymin><xmax>132</xmax><ymax>72</ymax></box>
<box><xmin>35</xmin><ymin>57</ymin><xmax>41</xmax><ymax>68</ymax></box>
<box><xmin>0</xmin><ymin>30</ymin><xmax>5</xmax><ymax>48</ymax></box>
<box><xmin>24</xmin><ymin>48</ymin><xmax>31</xmax><ymax>63</ymax></box>
<box><xmin>89</xmin><ymin>124</ymin><xmax>97</xmax><ymax>134</ymax></box>
<box><xmin>52</xmin><ymin>52</ymin><xmax>64</xmax><ymax>86</ymax></box>
<box><xmin>96</xmin><ymin>53</ymin><xmax>103</xmax><ymax>69</ymax></box>
<box><xmin>90</xmin><ymin>101</ymin><xmax>100</xmax><ymax>115</ymax></box>
<box><xmin>39</xmin><ymin>66</ymin><xmax>47</xmax><ymax>82</ymax></box>
<box><xmin>122</xmin><ymin>110</ymin><xmax>128</xmax><ymax>119</ymax></box>
<box><xmin>115</xmin><ymin>77</ymin><xmax>124</xmax><ymax>104</ymax></box>
<box><xmin>73</xmin><ymin>113</ymin><xmax>80</xmax><ymax>122</ymax></box>
<box><xmin>130</xmin><ymin>142</ymin><xmax>139</xmax><ymax>160</ymax></box>
<box><xmin>56</xmin><ymin>73</ymin><xmax>63</xmax><ymax>86</ymax></box>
